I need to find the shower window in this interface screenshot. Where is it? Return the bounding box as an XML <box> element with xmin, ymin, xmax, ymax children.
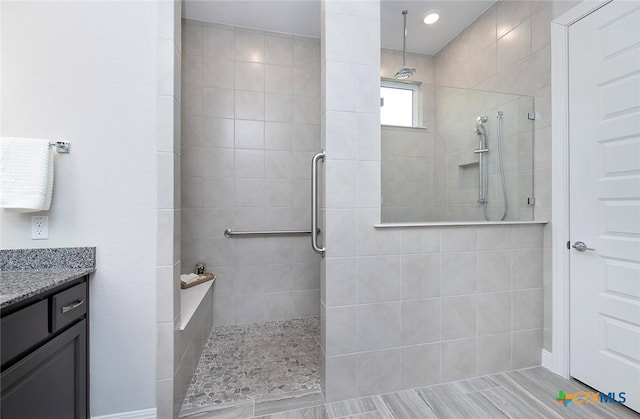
<box><xmin>380</xmin><ymin>79</ymin><xmax>419</xmax><ymax>127</ymax></box>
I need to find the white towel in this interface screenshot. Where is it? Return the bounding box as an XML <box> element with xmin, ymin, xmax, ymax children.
<box><xmin>0</xmin><ymin>137</ymin><xmax>54</xmax><ymax>212</ymax></box>
<box><xmin>180</xmin><ymin>273</ymin><xmax>200</xmax><ymax>284</ymax></box>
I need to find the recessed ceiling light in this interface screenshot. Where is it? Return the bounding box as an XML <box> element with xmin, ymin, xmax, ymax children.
<box><xmin>423</xmin><ymin>12</ymin><xmax>440</xmax><ymax>25</ymax></box>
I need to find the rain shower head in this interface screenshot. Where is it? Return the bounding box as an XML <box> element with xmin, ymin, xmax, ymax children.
<box><xmin>394</xmin><ymin>67</ymin><xmax>415</xmax><ymax>80</ymax></box>
<box><xmin>395</xmin><ymin>10</ymin><xmax>416</xmax><ymax>80</ymax></box>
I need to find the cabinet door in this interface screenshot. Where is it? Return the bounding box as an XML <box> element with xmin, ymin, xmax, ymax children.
<box><xmin>1</xmin><ymin>320</ymin><xmax>87</xmax><ymax>419</ymax></box>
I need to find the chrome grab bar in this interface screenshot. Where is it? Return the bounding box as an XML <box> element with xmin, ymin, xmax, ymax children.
<box><xmin>224</xmin><ymin>229</ymin><xmax>319</xmax><ymax>238</ymax></box>
<box><xmin>311</xmin><ymin>150</ymin><xmax>325</xmax><ymax>257</ymax></box>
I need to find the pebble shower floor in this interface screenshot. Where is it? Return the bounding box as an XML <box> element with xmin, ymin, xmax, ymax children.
<box><xmin>180</xmin><ymin>317</ymin><xmax>321</xmax><ymax>412</ymax></box>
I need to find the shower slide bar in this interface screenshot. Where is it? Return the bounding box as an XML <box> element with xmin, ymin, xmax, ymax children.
<box><xmin>223</xmin><ymin>229</ymin><xmax>320</xmax><ymax>238</ymax></box>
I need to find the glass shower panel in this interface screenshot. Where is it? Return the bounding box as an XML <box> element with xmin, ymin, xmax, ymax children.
<box><xmin>381</xmin><ymin>86</ymin><xmax>535</xmax><ymax>223</ymax></box>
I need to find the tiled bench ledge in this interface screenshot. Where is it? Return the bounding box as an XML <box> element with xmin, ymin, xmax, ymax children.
<box><xmin>179</xmin><ymin>279</ymin><xmax>214</xmax><ymax>331</ymax></box>
<box><xmin>375</xmin><ymin>221</ymin><xmax>548</xmax><ymax>228</ymax></box>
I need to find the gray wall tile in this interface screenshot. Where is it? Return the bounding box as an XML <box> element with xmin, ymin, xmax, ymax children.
<box><xmin>401</xmin><ymin>343</ymin><xmax>441</xmax><ymax>389</ymax></box>
<box><xmin>441</xmin><ymin>296</ymin><xmax>477</xmax><ymax>340</ymax></box>
<box><xmin>441</xmin><ymin>338</ymin><xmax>477</xmax><ymax>382</ymax></box>
<box><xmin>513</xmin><ymin>288</ymin><xmax>543</xmax><ymax>331</ymax></box>
<box><xmin>513</xmin><ymin>329</ymin><xmax>542</xmax><ymax>369</ymax></box>
<box><xmin>477</xmin><ymin>292</ymin><xmax>511</xmax><ymax>335</ymax></box>
<box><xmin>478</xmin><ymin>333</ymin><xmax>512</xmax><ymax>375</ymax></box>
<box><xmin>357</xmin><ymin>302</ymin><xmax>401</xmax><ymax>352</ymax></box>
<box><xmin>325</xmin><ymin>355</ymin><xmax>358</xmax><ymax>402</ymax></box>
<box><xmin>357</xmin><ymin>349</ymin><xmax>401</xmax><ymax>397</ymax></box>
<box><xmin>358</xmin><ymin>255</ymin><xmax>401</xmax><ymax>303</ymax></box>
<box><xmin>401</xmin><ymin>299</ymin><xmax>441</xmax><ymax>345</ymax></box>
<box><xmin>401</xmin><ymin>254</ymin><xmax>441</xmax><ymax>299</ymax></box>
<box><xmin>182</xmin><ymin>21</ymin><xmax>321</xmax><ymax>326</ymax></box>
<box><xmin>440</xmin><ymin>252</ymin><xmax>477</xmax><ymax>296</ymax></box>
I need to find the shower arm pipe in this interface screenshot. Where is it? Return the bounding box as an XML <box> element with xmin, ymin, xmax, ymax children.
<box><xmin>311</xmin><ymin>150</ymin><xmax>325</xmax><ymax>257</ymax></box>
<box><xmin>402</xmin><ymin>10</ymin><xmax>408</xmax><ymax>68</ymax></box>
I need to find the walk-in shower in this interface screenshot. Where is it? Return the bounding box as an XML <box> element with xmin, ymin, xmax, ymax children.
<box><xmin>475</xmin><ymin>111</ymin><xmax>509</xmax><ymax>221</ymax></box>
<box><xmin>178</xmin><ymin>18</ymin><xmax>323</xmax><ymax>417</ymax></box>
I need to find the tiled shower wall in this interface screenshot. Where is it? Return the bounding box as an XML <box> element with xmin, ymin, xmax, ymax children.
<box><xmin>380</xmin><ymin>49</ymin><xmax>435</xmax><ymax>222</ymax></box>
<box><xmin>180</xmin><ymin>19</ymin><xmax>321</xmax><ymax>326</ymax></box>
<box><xmin>155</xmin><ymin>1</ymin><xmax>185</xmax><ymax>417</ymax></box>
<box><xmin>433</xmin><ymin>0</ymin><xmax>581</xmax><ymax>353</ymax></box>
<box><xmin>321</xmin><ymin>0</ymin><xmax>546</xmax><ymax>402</ymax></box>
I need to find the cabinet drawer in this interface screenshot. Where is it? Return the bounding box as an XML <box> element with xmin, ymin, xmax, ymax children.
<box><xmin>1</xmin><ymin>300</ymin><xmax>50</xmax><ymax>366</ymax></box>
<box><xmin>51</xmin><ymin>282</ymin><xmax>87</xmax><ymax>333</ymax></box>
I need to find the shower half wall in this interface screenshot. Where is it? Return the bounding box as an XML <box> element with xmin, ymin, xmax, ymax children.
<box><xmin>320</xmin><ymin>0</ymin><xmax>546</xmax><ymax>403</ymax></box>
<box><xmin>180</xmin><ymin>19</ymin><xmax>322</xmax><ymax>326</ymax></box>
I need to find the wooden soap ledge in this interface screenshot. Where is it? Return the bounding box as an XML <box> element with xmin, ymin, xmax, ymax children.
<box><xmin>180</xmin><ymin>273</ymin><xmax>216</xmax><ymax>289</ymax></box>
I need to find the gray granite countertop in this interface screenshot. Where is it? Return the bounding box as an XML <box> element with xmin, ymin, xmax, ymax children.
<box><xmin>0</xmin><ymin>268</ymin><xmax>95</xmax><ymax>309</ymax></box>
<box><xmin>0</xmin><ymin>247</ymin><xmax>96</xmax><ymax>310</ymax></box>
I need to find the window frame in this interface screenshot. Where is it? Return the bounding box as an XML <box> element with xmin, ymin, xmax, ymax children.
<box><xmin>380</xmin><ymin>78</ymin><xmax>421</xmax><ymax>128</ymax></box>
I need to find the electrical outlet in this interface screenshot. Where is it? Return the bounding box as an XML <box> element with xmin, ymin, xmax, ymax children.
<box><xmin>31</xmin><ymin>216</ymin><xmax>49</xmax><ymax>240</ymax></box>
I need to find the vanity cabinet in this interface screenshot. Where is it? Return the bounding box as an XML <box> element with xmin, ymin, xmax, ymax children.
<box><xmin>1</xmin><ymin>277</ymin><xmax>89</xmax><ymax>419</ymax></box>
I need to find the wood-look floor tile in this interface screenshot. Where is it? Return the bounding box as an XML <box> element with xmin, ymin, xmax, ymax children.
<box><xmin>452</xmin><ymin>380</ymin><xmax>477</xmax><ymax>395</ymax></box>
<box><xmin>178</xmin><ymin>401</ymin><xmax>254</xmax><ymax>418</ymax></box>
<box><xmin>373</xmin><ymin>390</ymin><xmax>438</xmax><ymax>419</ymax></box>
<box><xmin>478</xmin><ymin>387</ymin><xmax>548</xmax><ymax>419</ymax></box>
<box><xmin>465</xmin><ymin>389</ymin><xmax>510</xmax><ymax>418</ymax></box>
<box><xmin>254</xmin><ymin>390</ymin><xmax>324</xmax><ymax>417</ymax></box>
<box><xmin>343</xmin><ymin>412</ymin><xmax>384</xmax><ymax>419</ymax></box>
<box><xmin>326</xmin><ymin>397</ymin><xmax>377</xmax><ymax>419</ymax></box>
<box><xmin>255</xmin><ymin>405</ymin><xmax>328</xmax><ymax>419</ymax></box>
<box><xmin>415</xmin><ymin>383</ymin><xmax>491</xmax><ymax>419</ymax></box>
<box><xmin>466</xmin><ymin>376</ymin><xmax>501</xmax><ymax>392</ymax></box>
<box><xmin>491</xmin><ymin>372</ymin><xmax>572</xmax><ymax>419</ymax></box>
<box><xmin>413</xmin><ymin>386</ymin><xmax>453</xmax><ymax>419</ymax></box>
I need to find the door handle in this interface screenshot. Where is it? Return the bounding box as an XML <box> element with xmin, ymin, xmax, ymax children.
<box><xmin>311</xmin><ymin>151</ymin><xmax>325</xmax><ymax>257</ymax></box>
<box><xmin>572</xmin><ymin>241</ymin><xmax>595</xmax><ymax>252</ymax></box>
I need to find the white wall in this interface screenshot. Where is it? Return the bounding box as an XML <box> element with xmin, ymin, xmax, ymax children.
<box><xmin>1</xmin><ymin>1</ymin><xmax>158</xmax><ymax>415</ymax></box>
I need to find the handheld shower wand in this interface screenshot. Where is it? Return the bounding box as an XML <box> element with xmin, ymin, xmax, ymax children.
<box><xmin>474</xmin><ymin>116</ymin><xmax>489</xmax><ymax>205</ymax></box>
<box><xmin>474</xmin><ymin>113</ymin><xmax>509</xmax><ymax>221</ymax></box>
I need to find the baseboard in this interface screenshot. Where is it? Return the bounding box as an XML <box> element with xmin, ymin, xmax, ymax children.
<box><xmin>92</xmin><ymin>408</ymin><xmax>157</xmax><ymax>419</ymax></box>
<box><xmin>541</xmin><ymin>349</ymin><xmax>553</xmax><ymax>370</ymax></box>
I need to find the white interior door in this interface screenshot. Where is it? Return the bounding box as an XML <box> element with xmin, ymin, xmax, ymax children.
<box><xmin>569</xmin><ymin>0</ymin><xmax>640</xmax><ymax>413</ymax></box>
